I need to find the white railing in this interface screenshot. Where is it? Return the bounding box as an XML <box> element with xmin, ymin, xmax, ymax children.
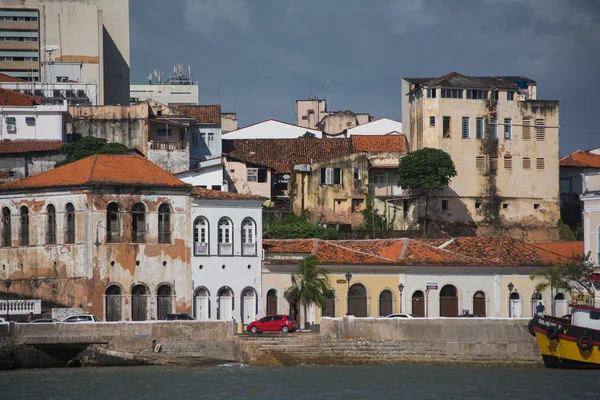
<box><xmin>0</xmin><ymin>299</ymin><xmax>42</xmax><ymax>315</ymax></box>
<box><xmin>149</xmin><ymin>141</ymin><xmax>189</xmax><ymax>151</ymax></box>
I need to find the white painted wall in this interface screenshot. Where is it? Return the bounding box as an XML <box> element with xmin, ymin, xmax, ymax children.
<box><xmin>345</xmin><ymin>118</ymin><xmax>403</xmax><ymax>135</ymax></box>
<box><xmin>189</xmin><ymin>125</ymin><xmax>221</xmax><ymax>165</ymax></box>
<box><xmin>0</xmin><ymin>103</ymin><xmax>67</xmax><ymax>141</ymax></box>
<box><xmin>223</xmin><ymin>119</ymin><xmax>323</xmax><ymax>139</ymax></box>
<box><xmin>130</xmin><ymin>84</ymin><xmax>199</xmax><ymax>106</ymax></box>
<box><xmin>191</xmin><ymin>198</ymin><xmax>263</xmax><ymax>325</ymax></box>
<box><xmin>177</xmin><ymin>164</ymin><xmax>224</xmax><ymax>190</ymax></box>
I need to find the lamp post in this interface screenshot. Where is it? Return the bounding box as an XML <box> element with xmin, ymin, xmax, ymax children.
<box><xmin>425</xmin><ymin>287</ymin><xmax>430</xmax><ymax>318</ymax></box>
<box><xmin>507</xmin><ymin>282</ymin><xmax>514</xmax><ymax>318</ymax></box>
<box><xmin>3</xmin><ymin>279</ymin><xmax>11</xmax><ymax>321</ymax></box>
<box><xmin>398</xmin><ymin>283</ymin><xmax>404</xmax><ymax>313</ymax></box>
<box><xmin>345</xmin><ymin>272</ymin><xmax>352</xmax><ymax>315</ymax></box>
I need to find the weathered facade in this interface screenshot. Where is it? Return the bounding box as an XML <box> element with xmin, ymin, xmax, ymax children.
<box><xmin>0</xmin><ymin>154</ymin><xmax>192</xmax><ymax>321</ymax></box>
<box><xmin>0</xmin><ymin>140</ymin><xmax>63</xmax><ymax>182</ymax></box>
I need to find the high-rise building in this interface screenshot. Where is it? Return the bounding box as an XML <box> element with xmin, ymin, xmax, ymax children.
<box><xmin>0</xmin><ymin>7</ymin><xmax>40</xmax><ymax>81</ymax></box>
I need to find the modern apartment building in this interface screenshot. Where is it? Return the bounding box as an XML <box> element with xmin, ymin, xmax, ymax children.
<box><xmin>0</xmin><ymin>7</ymin><xmax>40</xmax><ymax>81</ymax></box>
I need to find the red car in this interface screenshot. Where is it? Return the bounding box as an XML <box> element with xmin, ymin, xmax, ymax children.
<box><xmin>247</xmin><ymin>314</ymin><xmax>298</xmax><ymax>334</ymax></box>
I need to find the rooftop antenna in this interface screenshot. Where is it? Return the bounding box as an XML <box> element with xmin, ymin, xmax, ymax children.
<box><xmin>217</xmin><ymin>85</ymin><xmax>220</xmax><ymax>104</ymax></box>
<box><xmin>309</xmin><ymin>81</ymin><xmax>312</xmax><ymax>99</ymax></box>
<box><xmin>147</xmin><ymin>73</ymin><xmax>152</xmax><ymax>84</ymax></box>
<box><xmin>325</xmin><ymin>80</ymin><xmax>330</xmax><ymax>108</ymax></box>
<box><xmin>43</xmin><ymin>44</ymin><xmax>59</xmax><ymax>85</ymax></box>
<box><xmin>233</xmin><ymin>91</ymin><xmax>236</xmax><ymax>113</ymax></box>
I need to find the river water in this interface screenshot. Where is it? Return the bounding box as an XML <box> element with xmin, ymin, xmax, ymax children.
<box><xmin>0</xmin><ymin>364</ymin><xmax>597</xmax><ymax>400</ymax></box>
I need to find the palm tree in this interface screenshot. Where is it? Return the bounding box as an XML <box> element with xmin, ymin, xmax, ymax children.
<box><xmin>284</xmin><ymin>255</ymin><xmax>331</xmax><ymax>329</ymax></box>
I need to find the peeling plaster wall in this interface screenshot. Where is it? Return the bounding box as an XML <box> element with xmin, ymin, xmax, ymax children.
<box><xmin>0</xmin><ymin>188</ymin><xmax>192</xmax><ymax>321</ymax></box>
<box><xmin>147</xmin><ymin>148</ymin><xmax>189</xmax><ymax>174</ymax></box>
<box><xmin>0</xmin><ymin>152</ymin><xmax>64</xmax><ymax>182</ymax></box>
<box><xmin>224</xmin><ymin>159</ymin><xmax>272</xmax><ymax>198</ymax></box>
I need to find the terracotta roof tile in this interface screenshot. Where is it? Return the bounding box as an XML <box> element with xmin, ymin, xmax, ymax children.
<box><xmin>0</xmin><ymin>155</ymin><xmax>189</xmax><ymax>191</ymax></box>
<box><xmin>351</xmin><ymin>135</ymin><xmax>408</xmax><ymax>153</ymax></box>
<box><xmin>170</xmin><ymin>105</ymin><xmax>221</xmax><ymax>124</ymax></box>
<box><xmin>223</xmin><ymin>138</ymin><xmax>353</xmax><ymax>173</ymax></box>
<box><xmin>0</xmin><ymin>88</ymin><xmax>41</xmax><ymax>106</ymax></box>
<box><xmin>0</xmin><ymin>72</ymin><xmax>25</xmax><ymax>83</ymax></box>
<box><xmin>559</xmin><ymin>150</ymin><xmax>600</xmax><ymax>168</ymax></box>
<box><xmin>531</xmin><ymin>242</ymin><xmax>584</xmax><ymax>261</ymax></box>
<box><xmin>0</xmin><ymin>140</ymin><xmax>62</xmax><ymax>154</ymax></box>
<box><xmin>192</xmin><ymin>187</ymin><xmax>265</xmax><ymax>200</ymax></box>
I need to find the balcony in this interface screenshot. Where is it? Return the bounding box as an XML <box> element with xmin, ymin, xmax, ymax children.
<box><xmin>570</xmin><ymin>293</ymin><xmax>594</xmax><ymax>308</ymax></box>
<box><xmin>149</xmin><ymin>141</ymin><xmax>189</xmax><ymax>151</ymax></box>
<box><xmin>195</xmin><ymin>242</ymin><xmax>208</xmax><ymax>256</ymax></box>
<box><xmin>219</xmin><ymin>243</ymin><xmax>233</xmax><ymax>256</ymax></box>
<box><xmin>0</xmin><ymin>299</ymin><xmax>42</xmax><ymax>315</ymax></box>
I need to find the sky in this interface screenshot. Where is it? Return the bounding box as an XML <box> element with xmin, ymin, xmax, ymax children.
<box><xmin>130</xmin><ymin>0</ymin><xmax>600</xmax><ymax>156</ymax></box>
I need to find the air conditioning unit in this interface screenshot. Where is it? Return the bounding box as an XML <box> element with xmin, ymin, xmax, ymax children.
<box><xmin>195</xmin><ymin>242</ymin><xmax>208</xmax><ymax>255</ymax></box>
<box><xmin>6</xmin><ymin>125</ymin><xmax>16</xmax><ymax>133</ymax></box>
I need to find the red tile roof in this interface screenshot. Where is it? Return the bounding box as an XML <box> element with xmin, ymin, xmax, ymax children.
<box><xmin>223</xmin><ymin>138</ymin><xmax>353</xmax><ymax>173</ymax></box>
<box><xmin>192</xmin><ymin>187</ymin><xmax>265</xmax><ymax>200</ymax></box>
<box><xmin>351</xmin><ymin>134</ymin><xmax>408</xmax><ymax>153</ymax></box>
<box><xmin>559</xmin><ymin>150</ymin><xmax>600</xmax><ymax>168</ymax></box>
<box><xmin>170</xmin><ymin>105</ymin><xmax>221</xmax><ymax>124</ymax></box>
<box><xmin>532</xmin><ymin>242</ymin><xmax>584</xmax><ymax>261</ymax></box>
<box><xmin>0</xmin><ymin>73</ymin><xmax>25</xmax><ymax>83</ymax></box>
<box><xmin>0</xmin><ymin>155</ymin><xmax>189</xmax><ymax>191</ymax></box>
<box><xmin>0</xmin><ymin>140</ymin><xmax>62</xmax><ymax>154</ymax></box>
<box><xmin>0</xmin><ymin>88</ymin><xmax>41</xmax><ymax>106</ymax></box>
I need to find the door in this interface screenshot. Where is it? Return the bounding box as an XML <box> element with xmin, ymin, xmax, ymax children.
<box><xmin>243</xmin><ymin>290</ymin><xmax>256</xmax><ymax>325</ymax></box>
<box><xmin>266</xmin><ymin>289</ymin><xmax>278</xmax><ymax>316</ymax></box>
<box><xmin>473</xmin><ymin>291</ymin><xmax>486</xmax><ymax>316</ymax></box>
<box><xmin>412</xmin><ymin>291</ymin><xmax>425</xmax><ymax>317</ymax></box>
<box><xmin>131</xmin><ymin>285</ymin><xmax>147</xmax><ymax>321</ymax></box>
<box><xmin>195</xmin><ymin>295</ymin><xmax>209</xmax><ymax>321</ymax></box>
<box><xmin>105</xmin><ymin>285</ymin><xmax>121</xmax><ymax>322</ymax></box>
<box><xmin>322</xmin><ymin>290</ymin><xmax>336</xmax><ymax>317</ymax></box>
<box><xmin>379</xmin><ymin>290</ymin><xmax>393</xmax><ymax>316</ymax></box>
<box><xmin>348</xmin><ymin>284</ymin><xmax>367</xmax><ymax>317</ymax></box>
<box><xmin>157</xmin><ymin>285</ymin><xmax>172</xmax><ymax>320</ymax></box>
<box><xmin>439</xmin><ymin>285</ymin><xmax>458</xmax><ymax>317</ymax></box>
<box><xmin>510</xmin><ymin>292</ymin><xmax>522</xmax><ymax>318</ymax></box>
<box><xmin>554</xmin><ymin>293</ymin><xmax>568</xmax><ymax>316</ymax></box>
<box><xmin>219</xmin><ymin>296</ymin><xmax>232</xmax><ymax>320</ymax></box>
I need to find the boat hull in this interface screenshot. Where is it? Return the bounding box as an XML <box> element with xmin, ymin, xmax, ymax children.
<box><xmin>532</xmin><ymin>314</ymin><xmax>600</xmax><ymax>369</ymax></box>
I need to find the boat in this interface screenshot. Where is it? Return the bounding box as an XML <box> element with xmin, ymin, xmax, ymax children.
<box><xmin>530</xmin><ymin>274</ymin><xmax>600</xmax><ymax>369</ymax></box>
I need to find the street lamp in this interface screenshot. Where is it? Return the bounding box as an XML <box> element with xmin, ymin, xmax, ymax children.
<box><xmin>507</xmin><ymin>282</ymin><xmax>514</xmax><ymax>318</ymax></box>
<box><xmin>425</xmin><ymin>287</ymin><xmax>430</xmax><ymax>318</ymax></box>
<box><xmin>3</xmin><ymin>279</ymin><xmax>11</xmax><ymax>321</ymax></box>
<box><xmin>345</xmin><ymin>272</ymin><xmax>352</xmax><ymax>315</ymax></box>
<box><xmin>398</xmin><ymin>283</ymin><xmax>404</xmax><ymax>313</ymax></box>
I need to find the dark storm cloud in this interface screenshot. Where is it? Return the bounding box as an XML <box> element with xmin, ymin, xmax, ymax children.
<box><xmin>130</xmin><ymin>0</ymin><xmax>600</xmax><ymax>155</ymax></box>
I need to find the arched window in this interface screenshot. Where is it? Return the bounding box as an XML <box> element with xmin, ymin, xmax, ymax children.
<box><xmin>131</xmin><ymin>203</ymin><xmax>146</xmax><ymax>243</ymax></box>
<box><xmin>473</xmin><ymin>290</ymin><xmax>486</xmax><ymax>317</ymax></box>
<box><xmin>156</xmin><ymin>285</ymin><xmax>173</xmax><ymax>320</ymax></box>
<box><xmin>266</xmin><ymin>289</ymin><xmax>278</xmax><ymax>315</ymax></box>
<box><xmin>106</xmin><ymin>202</ymin><xmax>120</xmax><ymax>243</ymax></box>
<box><xmin>105</xmin><ymin>285</ymin><xmax>122</xmax><ymax>322</ymax></box>
<box><xmin>379</xmin><ymin>290</ymin><xmax>393</xmax><ymax>316</ymax></box>
<box><xmin>242</xmin><ymin>218</ymin><xmax>256</xmax><ymax>256</ymax></box>
<box><xmin>19</xmin><ymin>206</ymin><xmax>29</xmax><ymax>246</ymax></box>
<box><xmin>131</xmin><ymin>284</ymin><xmax>148</xmax><ymax>321</ymax></box>
<box><xmin>1</xmin><ymin>207</ymin><xmax>11</xmax><ymax>247</ymax></box>
<box><xmin>217</xmin><ymin>287</ymin><xmax>233</xmax><ymax>320</ymax></box>
<box><xmin>158</xmin><ymin>203</ymin><xmax>171</xmax><ymax>244</ymax></box>
<box><xmin>46</xmin><ymin>204</ymin><xmax>56</xmax><ymax>244</ymax></box>
<box><xmin>218</xmin><ymin>218</ymin><xmax>233</xmax><ymax>255</ymax></box>
<box><xmin>65</xmin><ymin>203</ymin><xmax>75</xmax><ymax>244</ymax></box>
<box><xmin>193</xmin><ymin>217</ymin><xmax>209</xmax><ymax>255</ymax></box>
<box><xmin>348</xmin><ymin>283</ymin><xmax>368</xmax><ymax>317</ymax></box>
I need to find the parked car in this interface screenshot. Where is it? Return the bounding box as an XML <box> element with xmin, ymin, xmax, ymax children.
<box><xmin>30</xmin><ymin>318</ymin><xmax>60</xmax><ymax>323</ymax></box>
<box><xmin>386</xmin><ymin>313</ymin><xmax>418</xmax><ymax>319</ymax></box>
<box><xmin>62</xmin><ymin>314</ymin><xmax>97</xmax><ymax>323</ymax></box>
<box><xmin>458</xmin><ymin>313</ymin><xmax>485</xmax><ymax>318</ymax></box>
<box><xmin>165</xmin><ymin>313</ymin><xmax>195</xmax><ymax>321</ymax></box>
<box><xmin>247</xmin><ymin>315</ymin><xmax>298</xmax><ymax>334</ymax></box>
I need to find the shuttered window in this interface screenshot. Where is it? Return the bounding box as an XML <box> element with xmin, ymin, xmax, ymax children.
<box><xmin>523</xmin><ymin>157</ymin><xmax>531</xmax><ymax>169</ymax></box>
<box><xmin>537</xmin><ymin>158</ymin><xmax>545</xmax><ymax>170</ymax></box>
<box><xmin>489</xmin><ymin>118</ymin><xmax>498</xmax><ymax>139</ymax></box>
<box><xmin>476</xmin><ymin>117</ymin><xmax>484</xmax><ymax>139</ymax></box>
<box><xmin>490</xmin><ymin>157</ymin><xmax>498</xmax><ymax>171</ymax></box>
<box><xmin>535</xmin><ymin>119</ymin><xmax>545</xmax><ymax>141</ymax></box>
<box><xmin>522</xmin><ymin>118</ymin><xmax>531</xmax><ymax>140</ymax></box>
<box><xmin>504</xmin><ymin>156</ymin><xmax>512</xmax><ymax>170</ymax></box>
<box><xmin>462</xmin><ymin>117</ymin><xmax>470</xmax><ymax>139</ymax></box>
<box><xmin>476</xmin><ymin>156</ymin><xmax>485</xmax><ymax>171</ymax></box>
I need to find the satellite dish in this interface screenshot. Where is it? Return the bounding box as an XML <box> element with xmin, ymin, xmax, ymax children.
<box><xmin>44</xmin><ymin>44</ymin><xmax>60</xmax><ymax>53</ymax></box>
<box><xmin>283</xmin><ymin>174</ymin><xmax>290</xmax><ymax>180</ymax></box>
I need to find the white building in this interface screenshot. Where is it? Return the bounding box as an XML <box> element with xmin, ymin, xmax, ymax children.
<box><xmin>131</xmin><ymin>65</ymin><xmax>198</xmax><ymax>106</ymax></box>
<box><xmin>0</xmin><ymin>99</ymin><xmax>67</xmax><ymax>141</ymax></box>
<box><xmin>344</xmin><ymin>118</ymin><xmax>403</xmax><ymax>136</ymax></box>
<box><xmin>176</xmin><ymin>157</ymin><xmax>225</xmax><ymax>191</ymax></box>
<box><xmin>223</xmin><ymin>119</ymin><xmax>323</xmax><ymax>139</ymax></box>
<box><xmin>191</xmin><ymin>188</ymin><xmax>264</xmax><ymax>325</ymax></box>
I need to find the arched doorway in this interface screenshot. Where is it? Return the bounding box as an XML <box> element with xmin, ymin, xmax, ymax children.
<box><xmin>217</xmin><ymin>287</ymin><xmax>233</xmax><ymax>320</ymax></box>
<box><xmin>156</xmin><ymin>285</ymin><xmax>173</xmax><ymax>320</ymax></box>
<box><xmin>554</xmin><ymin>292</ymin><xmax>568</xmax><ymax>317</ymax></box>
<box><xmin>266</xmin><ymin>289</ymin><xmax>278</xmax><ymax>315</ymax></box>
<box><xmin>105</xmin><ymin>285</ymin><xmax>122</xmax><ymax>322</ymax></box>
<box><xmin>241</xmin><ymin>288</ymin><xmax>257</xmax><ymax>325</ymax></box>
<box><xmin>379</xmin><ymin>290</ymin><xmax>393</xmax><ymax>316</ymax></box>
<box><xmin>439</xmin><ymin>284</ymin><xmax>458</xmax><ymax>317</ymax></box>
<box><xmin>194</xmin><ymin>287</ymin><xmax>210</xmax><ymax>320</ymax></box>
<box><xmin>322</xmin><ymin>289</ymin><xmax>336</xmax><ymax>318</ymax></box>
<box><xmin>530</xmin><ymin>292</ymin><xmax>544</xmax><ymax>317</ymax></box>
<box><xmin>509</xmin><ymin>291</ymin><xmax>522</xmax><ymax>318</ymax></box>
<box><xmin>131</xmin><ymin>284</ymin><xmax>148</xmax><ymax>321</ymax></box>
<box><xmin>412</xmin><ymin>290</ymin><xmax>425</xmax><ymax>317</ymax></box>
<box><xmin>473</xmin><ymin>291</ymin><xmax>486</xmax><ymax>316</ymax></box>
<box><xmin>348</xmin><ymin>283</ymin><xmax>367</xmax><ymax>317</ymax></box>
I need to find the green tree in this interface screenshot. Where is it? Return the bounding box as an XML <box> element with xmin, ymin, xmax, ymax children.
<box><xmin>530</xmin><ymin>253</ymin><xmax>597</xmax><ymax>294</ymax></box>
<box><xmin>56</xmin><ymin>136</ymin><xmax>128</xmax><ymax>167</ymax></box>
<box><xmin>360</xmin><ymin>185</ymin><xmax>385</xmax><ymax>236</ymax></box>
<box><xmin>558</xmin><ymin>219</ymin><xmax>577</xmax><ymax>241</ymax></box>
<box><xmin>284</xmin><ymin>255</ymin><xmax>331</xmax><ymax>329</ymax></box>
<box><xmin>398</xmin><ymin>148</ymin><xmax>457</xmax><ymax>233</ymax></box>
<box><xmin>263</xmin><ymin>212</ymin><xmax>339</xmax><ymax>240</ymax></box>
<box><xmin>299</xmin><ymin>131</ymin><xmax>317</xmax><ymax>138</ymax></box>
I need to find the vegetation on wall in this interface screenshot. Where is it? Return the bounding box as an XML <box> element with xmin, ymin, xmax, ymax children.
<box><xmin>530</xmin><ymin>253</ymin><xmax>596</xmax><ymax>294</ymax></box>
<box><xmin>558</xmin><ymin>219</ymin><xmax>583</xmax><ymax>241</ymax></box>
<box><xmin>264</xmin><ymin>212</ymin><xmax>340</xmax><ymax>240</ymax></box>
<box><xmin>358</xmin><ymin>185</ymin><xmax>385</xmax><ymax>234</ymax></box>
<box><xmin>56</xmin><ymin>136</ymin><xmax>128</xmax><ymax>167</ymax></box>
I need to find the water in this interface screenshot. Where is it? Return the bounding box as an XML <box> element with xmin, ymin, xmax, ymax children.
<box><xmin>0</xmin><ymin>364</ymin><xmax>597</xmax><ymax>400</ymax></box>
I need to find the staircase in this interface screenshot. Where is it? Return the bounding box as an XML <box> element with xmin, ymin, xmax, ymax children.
<box><xmin>235</xmin><ymin>333</ymin><xmax>333</xmax><ymax>366</ymax></box>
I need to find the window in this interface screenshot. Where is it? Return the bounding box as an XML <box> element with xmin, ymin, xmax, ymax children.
<box><xmin>352</xmin><ymin>199</ymin><xmax>364</xmax><ymax>212</ymax></box>
<box><xmin>490</xmin><ymin>157</ymin><xmax>498</xmax><ymax>171</ymax></box>
<box><xmin>507</xmin><ymin>91</ymin><xmax>515</xmax><ymax>101</ymax></box>
<box><xmin>208</xmin><ymin>132</ymin><xmax>214</xmax><ymax>147</ymax></box>
<box><xmin>462</xmin><ymin>117</ymin><xmax>470</xmax><ymax>139</ymax></box>
<box><xmin>372</xmin><ymin>172</ymin><xmax>386</xmax><ymax>187</ymax></box>
<box><xmin>200</xmin><ymin>132</ymin><xmax>206</xmax><ymax>147</ymax></box>
<box><xmin>466</xmin><ymin>90</ymin><xmax>488</xmax><ymax>100</ymax></box>
<box><xmin>427</xmin><ymin>88</ymin><xmax>436</xmax><ymax>98</ymax></box>
<box><xmin>441</xmin><ymin>199</ymin><xmax>448</xmax><ymax>211</ymax></box>
<box><xmin>218</xmin><ymin>218</ymin><xmax>233</xmax><ymax>255</ymax></box>
<box><xmin>158</xmin><ymin>203</ymin><xmax>171</xmax><ymax>244</ymax></box>
<box><xmin>490</xmin><ymin>91</ymin><xmax>498</xmax><ymax>100</ymax></box>
<box><xmin>257</xmin><ymin>169</ymin><xmax>267</xmax><ymax>183</ymax></box>
<box><xmin>523</xmin><ymin>157</ymin><xmax>531</xmax><ymax>169</ymax></box>
<box><xmin>106</xmin><ymin>202</ymin><xmax>120</xmax><ymax>243</ymax></box>
<box><xmin>6</xmin><ymin>117</ymin><xmax>16</xmax><ymax>126</ymax></box>
<box><xmin>333</xmin><ymin>168</ymin><xmax>343</xmax><ymax>185</ymax></box>
<box><xmin>46</xmin><ymin>204</ymin><xmax>56</xmax><ymax>245</ymax></box>
<box><xmin>560</xmin><ymin>177</ymin><xmax>572</xmax><ymax>194</ymax></box>
<box><xmin>504</xmin><ymin>118</ymin><xmax>512</xmax><ymax>139</ymax></box>
<box><xmin>441</xmin><ymin>89</ymin><xmax>462</xmax><ymax>98</ymax></box>
<box><xmin>25</xmin><ymin>117</ymin><xmax>35</xmax><ymax>125</ymax></box>
<box><xmin>19</xmin><ymin>206</ymin><xmax>28</xmax><ymax>246</ymax></box>
<box><xmin>242</xmin><ymin>218</ymin><xmax>256</xmax><ymax>256</ymax></box>
<box><xmin>1</xmin><ymin>207</ymin><xmax>10</xmax><ymax>247</ymax></box>
<box><xmin>320</xmin><ymin>167</ymin><xmax>342</xmax><ymax>185</ymax></box>
<box><xmin>429</xmin><ymin>116</ymin><xmax>435</xmax><ymax>127</ymax></box>
<box><xmin>504</xmin><ymin>156</ymin><xmax>512</xmax><ymax>170</ymax></box>
<box><xmin>535</xmin><ymin>119</ymin><xmax>545</xmax><ymax>141</ymax></box>
<box><xmin>193</xmin><ymin>217</ymin><xmax>209</xmax><ymax>255</ymax></box>
<box><xmin>65</xmin><ymin>203</ymin><xmax>75</xmax><ymax>244</ymax></box>
<box><xmin>443</xmin><ymin>116</ymin><xmax>451</xmax><ymax>138</ymax></box>
<box><xmin>522</xmin><ymin>118</ymin><xmax>531</xmax><ymax>140</ymax></box>
<box><xmin>301</xmin><ymin>116</ymin><xmax>308</xmax><ymax>120</ymax></box>
<box><xmin>476</xmin><ymin>117</ymin><xmax>484</xmax><ymax>139</ymax></box>
<box><xmin>476</xmin><ymin>156</ymin><xmax>485</xmax><ymax>171</ymax></box>
<box><xmin>354</xmin><ymin>168</ymin><xmax>361</xmax><ymax>180</ymax></box>
<box><xmin>157</xmin><ymin>128</ymin><xmax>172</xmax><ymax>136</ymax></box>
<box><xmin>489</xmin><ymin>118</ymin><xmax>498</xmax><ymax>139</ymax></box>
<box><xmin>248</xmin><ymin>168</ymin><xmax>257</xmax><ymax>182</ymax></box>
<box><xmin>537</xmin><ymin>158</ymin><xmax>545</xmax><ymax>170</ymax></box>
<box><xmin>131</xmin><ymin>203</ymin><xmax>146</xmax><ymax>243</ymax></box>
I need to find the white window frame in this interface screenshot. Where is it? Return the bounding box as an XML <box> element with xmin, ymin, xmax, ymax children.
<box><xmin>218</xmin><ymin>218</ymin><xmax>233</xmax><ymax>256</ymax></box>
<box><xmin>462</xmin><ymin>117</ymin><xmax>470</xmax><ymax>139</ymax></box>
<box><xmin>476</xmin><ymin>117</ymin><xmax>484</xmax><ymax>139</ymax></box>
<box><xmin>194</xmin><ymin>217</ymin><xmax>209</xmax><ymax>256</ymax></box>
<box><xmin>489</xmin><ymin>118</ymin><xmax>498</xmax><ymax>139</ymax></box>
<box><xmin>242</xmin><ymin>218</ymin><xmax>257</xmax><ymax>256</ymax></box>
<box><xmin>504</xmin><ymin>118</ymin><xmax>512</xmax><ymax>139</ymax></box>
<box><xmin>247</xmin><ymin>168</ymin><xmax>258</xmax><ymax>182</ymax></box>
<box><xmin>208</xmin><ymin>132</ymin><xmax>215</xmax><ymax>147</ymax></box>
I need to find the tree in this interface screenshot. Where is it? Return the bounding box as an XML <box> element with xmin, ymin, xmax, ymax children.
<box><xmin>398</xmin><ymin>148</ymin><xmax>457</xmax><ymax>233</ymax></box>
<box><xmin>263</xmin><ymin>212</ymin><xmax>339</xmax><ymax>240</ymax></box>
<box><xmin>360</xmin><ymin>184</ymin><xmax>385</xmax><ymax>236</ymax></box>
<box><xmin>299</xmin><ymin>131</ymin><xmax>317</xmax><ymax>138</ymax></box>
<box><xmin>56</xmin><ymin>136</ymin><xmax>128</xmax><ymax>167</ymax></box>
<box><xmin>284</xmin><ymin>255</ymin><xmax>331</xmax><ymax>328</ymax></box>
<box><xmin>530</xmin><ymin>253</ymin><xmax>597</xmax><ymax>295</ymax></box>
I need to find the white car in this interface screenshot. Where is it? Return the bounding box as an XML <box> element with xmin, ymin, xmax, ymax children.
<box><xmin>386</xmin><ymin>313</ymin><xmax>418</xmax><ymax>319</ymax></box>
<box><xmin>62</xmin><ymin>314</ymin><xmax>98</xmax><ymax>323</ymax></box>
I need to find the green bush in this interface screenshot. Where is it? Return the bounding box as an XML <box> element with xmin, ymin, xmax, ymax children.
<box><xmin>264</xmin><ymin>212</ymin><xmax>339</xmax><ymax>240</ymax></box>
<box><xmin>558</xmin><ymin>219</ymin><xmax>576</xmax><ymax>241</ymax></box>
